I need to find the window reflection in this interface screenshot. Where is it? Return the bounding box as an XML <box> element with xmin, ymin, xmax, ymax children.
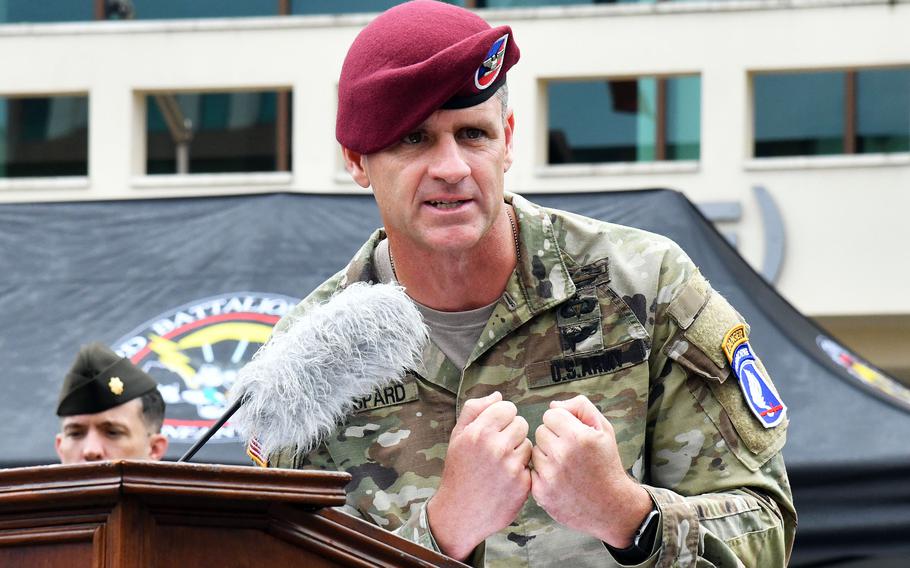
<box><xmin>856</xmin><ymin>68</ymin><xmax>910</xmax><ymax>154</ymax></box>
<box><xmin>753</xmin><ymin>67</ymin><xmax>909</xmax><ymax>158</ymax></box>
<box><xmin>666</xmin><ymin>75</ymin><xmax>700</xmax><ymax>160</ymax></box>
<box><xmin>0</xmin><ymin>96</ymin><xmax>89</xmax><ymax>178</ymax></box>
<box><xmin>547</xmin><ymin>76</ymin><xmax>700</xmax><ymax>164</ymax></box>
<box><xmin>146</xmin><ymin>91</ymin><xmax>291</xmax><ymax>175</ymax></box>
<box><xmin>754</xmin><ymin>71</ymin><xmax>844</xmax><ymax>157</ymax></box>
<box><xmin>478</xmin><ymin>0</ymin><xmax>650</xmax><ymax>6</ymax></box>
<box><xmin>126</xmin><ymin>0</ymin><xmax>277</xmax><ymax>19</ymax></box>
<box><xmin>1</xmin><ymin>1</ymin><xmax>92</xmax><ymax>23</ymax></box>
<box><xmin>292</xmin><ymin>0</ymin><xmax>412</xmax><ymax>15</ymax></box>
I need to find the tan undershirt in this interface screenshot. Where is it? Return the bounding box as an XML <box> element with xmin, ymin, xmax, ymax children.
<box><xmin>376</xmin><ymin>238</ymin><xmax>495</xmax><ymax>370</ymax></box>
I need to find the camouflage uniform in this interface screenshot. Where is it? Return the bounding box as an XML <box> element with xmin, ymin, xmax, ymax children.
<box><xmin>271</xmin><ymin>192</ymin><xmax>797</xmax><ymax>567</ymax></box>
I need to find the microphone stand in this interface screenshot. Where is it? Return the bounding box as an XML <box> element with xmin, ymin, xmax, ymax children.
<box><xmin>178</xmin><ymin>397</ymin><xmax>243</xmax><ymax>463</ymax></box>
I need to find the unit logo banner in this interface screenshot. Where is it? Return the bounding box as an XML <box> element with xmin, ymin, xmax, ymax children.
<box><xmin>817</xmin><ymin>336</ymin><xmax>910</xmax><ymax>408</ymax></box>
<box><xmin>112</xmin><ymin>292</ymin><xmax>299</xmax><ymax>444</ymax></box>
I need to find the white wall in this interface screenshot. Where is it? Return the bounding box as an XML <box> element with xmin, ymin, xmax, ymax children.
<box><xmin>0</xmin><ymin>1</ymin><xmax>908</xmax><ymax>321</ymax></box>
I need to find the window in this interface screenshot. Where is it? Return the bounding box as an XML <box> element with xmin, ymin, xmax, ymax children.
<box><xmin>857</xmin><ymin>68</ymin><xmax>910</xmax><ymax>153</ymax></box>
<box><xmin>1</xmin><ymin>1</ymin><xmax>93</xmax><ymax>23</ymax></box>
<box><xmin>0</xmin><ymin>95</ymin><xmax>89</xmax><ymax>178</ymax></box>
<box><xmin>475</xmin><ymin>0</ymin><xmax>650</xmax><ymax>7</ymax></box>
<box><xmin>2</xmin><ymin>0</ymin><xmax>281</xmax><ymax>22</ymax></box>
<box><xmin>753</xmin><ymin>68</ymin><xmax>910</xmax><ymax>158</ymax></box>
<box><xmin>145</xmin><ymin>91</ymin><xmax>291</xmax><ymax>175</ymax></box>
<box><xmin>547</xmin><ymin>76</ymin><xmax>700</xmax><ymax>165</ymax></box>
<box><xmin>290</xmin><ymin>0</ymin><xmax>467</xmax><ymax>15</ymax></box>
<box><xmin>128</xmin><ymin>0</ymin><xmax>278</xmax><ymax>20</ymax></box>
<box><xmin>2</xmin><ymin>0</ymin><xmax>714</xmax><ymax>22</ymax></box>
<box><xmin>291</xmin><ymin>0</ymin><xmax>409</xmax><ymax>15</ymax></box>
<box><xmin>754</xmin><ymin>72</ymin><xmax>844</xmax><ymax>157</ymax></box>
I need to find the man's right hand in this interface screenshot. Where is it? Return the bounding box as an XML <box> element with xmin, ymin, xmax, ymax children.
<box><xmin>427</xmin><ymin>391</ymin><xmax>532</xmax><ymax>560</ymax></box>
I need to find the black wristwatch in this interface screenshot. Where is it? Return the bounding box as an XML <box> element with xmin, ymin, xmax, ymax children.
<box><xmin>606</xmin><ymin>506</ymin><xmax>661</xmax><ymax>564</ymax></box>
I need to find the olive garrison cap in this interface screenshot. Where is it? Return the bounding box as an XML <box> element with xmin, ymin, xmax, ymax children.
<box><xmin>336</xmin><ymin>0</ymin><xmax>521</xmax><ymax>154</ymax></box>
<box><xmin>56</xmin><ymin>342</ymin><xmax>159</xmax><ymax>417</ymax></box>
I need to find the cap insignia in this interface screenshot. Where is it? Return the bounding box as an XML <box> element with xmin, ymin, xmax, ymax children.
<box><xmin>109</xmin><ymin>377</ymin><xmax>125</xmax><ymax>396</ymax></box>
<box><xmin>475</xmin><ymin>34</ymin><xmax>509</xmax><ymax>90</ymax></box>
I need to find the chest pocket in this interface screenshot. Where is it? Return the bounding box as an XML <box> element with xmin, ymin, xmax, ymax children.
<box><xmin>526</xmin><ymin>273</ymin><xmax>651</xmax><ymax>391</ymax></box>
<box><xmin>323</xmin><ymin>372</ymin><xmax>451</xmax><ymax>465</ymax></box>
<box><xmin>520</xmin><ymin>275</ymin><xmax>653</xmax><ymax>471</ymax></box>
<box><xmin>321</xmin><ymin>372</ymin><xmax>454</xmax><ymax>529</ymax></box>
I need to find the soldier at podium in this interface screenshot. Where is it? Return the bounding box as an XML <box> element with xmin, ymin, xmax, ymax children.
<box><xmin>55</xmin><ymin>342</ymin><xmax>168</xmax><ymax>464</ymax></box>
<box><xmin>266</xmin><ymin>1</ymin><xmax>796</xmax><ymax>567</ymax></box>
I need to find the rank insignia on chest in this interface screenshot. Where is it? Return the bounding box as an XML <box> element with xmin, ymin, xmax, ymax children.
<box><xmin>723</xmin><ymin>324</ymin><xmax>786</xmax><ymax>428</ymax></box>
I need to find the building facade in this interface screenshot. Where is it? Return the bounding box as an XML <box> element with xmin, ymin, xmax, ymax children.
<box><xmin>1</xmin><ymin>0</ymin><xmax>908</xmax><ymax>379</ymax></box>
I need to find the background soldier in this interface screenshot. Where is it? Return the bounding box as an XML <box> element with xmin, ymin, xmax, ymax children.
<box><xmin>55</xmin><ymin>342</ymin><xmax>168</xmax><ymax>464</ymax></box>
<box><xmin>269</xmin><ymin>1</ymin><xmax>796</xmax><ymax>566</ymax></box>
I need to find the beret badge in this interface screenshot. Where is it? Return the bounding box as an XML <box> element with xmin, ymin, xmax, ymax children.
<box><xmin>475</xmin><ymin>34</ymin><xmax>509</xmax><ymax>90</ymax></box>
<box><xmin>108</xmin><ymin>377</ymin><xmax>125</xmax><ymax>396</ymax></box>
<box><xmin>335</xmin><ymin>1</ymin><xmax>520</xmax><ymax>154</ymax></box>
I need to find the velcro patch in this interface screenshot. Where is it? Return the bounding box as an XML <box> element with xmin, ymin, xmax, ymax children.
<box><xmin>351</xmin><ymin>380</ymin><xmax>419</xmax><ymax>413</ymax></box>
<box><xmin>527</xmin><ymin>339</ymin><xmax>648</xmax><ymax>388</ymax></box>
<box><xmin>683</xmin><ymin>292</ymin><xmax>742</xmax><ymax>370</ymax></box>
<box><xmin>668</xmin><ymin>271</ymin><xmax>711</xmax><ymax>330</ymax></box>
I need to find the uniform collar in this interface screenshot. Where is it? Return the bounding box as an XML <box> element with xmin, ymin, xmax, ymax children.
<box><xmin>335</xmin><ymin>194</ymin><xmax>577</xmax><ymax>379</ymax></box>
<box><xmin>505</xmin><ymin>191</ymin><xmax>576</xmax><ymax>318</ymax></box>
<box><xmin>461</xmin><ymin>193</ymin><xmax>576</xmax><ymax>368</ymax></box>
<box><xmin>338</xmin><ymin>229</ymin><xmax>385</xmax><ymax>289</ymax></box>
<box><xmin>340</xmin><ymin>194</ymin><xmax>576</xmax><ymax>316</ymax></box>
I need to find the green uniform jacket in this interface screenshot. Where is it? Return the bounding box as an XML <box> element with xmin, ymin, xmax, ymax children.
<box><xmin>271</xmin><ymin>193</ymin><xmax>797</xmax><ymax>567</ymax></box>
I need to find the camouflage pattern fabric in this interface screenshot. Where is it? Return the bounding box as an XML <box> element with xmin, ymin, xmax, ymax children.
<box><xmin>270</xmin><ymin>192</ymin><xmax>797</xmax><ymax>567</ymax></box>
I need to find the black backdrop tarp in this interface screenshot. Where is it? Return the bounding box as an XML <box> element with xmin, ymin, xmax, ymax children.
<box><xmin>1</xmin><ymin>190</ymin><xmax>908</xmax><ymax>565</ymax></box>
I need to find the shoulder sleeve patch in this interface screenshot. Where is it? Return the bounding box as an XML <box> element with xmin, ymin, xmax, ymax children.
<box><xmin>667</xmin><ymin>271</ymin><xmax>711</xmax><ymax>330</ymax></box>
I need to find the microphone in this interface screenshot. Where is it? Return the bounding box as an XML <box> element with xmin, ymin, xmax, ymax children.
<box><xmin>179</xmin><ymin>282</ymin><xmax>427</xmax><ymax>462</ymax></box>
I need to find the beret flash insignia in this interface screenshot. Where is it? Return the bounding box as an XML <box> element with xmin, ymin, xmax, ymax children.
<box><xmin>475</xmin><ymin>34</ymin><xmax>509</xmax><ymax>90</ymax></box>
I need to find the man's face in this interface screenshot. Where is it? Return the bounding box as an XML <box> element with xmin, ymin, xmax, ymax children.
<box><xmin>55</xmin><ymin>398</ymin><xmax>167</xmax><ymax>464</ymax></box>
<box><xmin>345</xmin><ymin>95</ymin><xmax>514</xmax><ymax>254</ymax></box>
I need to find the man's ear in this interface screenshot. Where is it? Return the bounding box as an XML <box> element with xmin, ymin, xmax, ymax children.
<box><xmin>503</xmin><ymin>109</ymin><xmax>515</xmax><ymax>173</ymax></box>
<box><xmin>54</xmin><ymin>433</ymin><xmax>64</xmax><ymax>462</ymax></box>
<box><xmin>148</xmin><ymin>433</ymin><xmax>169</xmax><ymax>461</ymax></box>
<box><xmin>341</xmin><ymin>146</ymin><xmax>371</xmax><ymax>188</ymax></box>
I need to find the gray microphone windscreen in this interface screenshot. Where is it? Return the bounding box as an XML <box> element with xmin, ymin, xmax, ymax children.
<box><xmin>229</xmin><ymin>282</ymin><xmax>427</xmax><ymax>459</ymax></box>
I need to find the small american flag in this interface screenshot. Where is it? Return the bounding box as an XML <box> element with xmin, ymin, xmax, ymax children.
<box><xmin>246</xmin><ymin>436</ymin><xmax>268</xmax><ymax>468</ymax></box>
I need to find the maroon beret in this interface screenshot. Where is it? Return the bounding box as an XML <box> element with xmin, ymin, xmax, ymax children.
<box><xmin>337</xmin><ymin>0</ymin><xmax>520</xmax><ymax>154</ymax></box>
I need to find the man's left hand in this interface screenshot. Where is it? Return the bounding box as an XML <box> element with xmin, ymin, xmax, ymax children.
<box><xmin>530</xmin><ymin>395</ymin><xmax>653</xmax><ymax>548</ymax></box>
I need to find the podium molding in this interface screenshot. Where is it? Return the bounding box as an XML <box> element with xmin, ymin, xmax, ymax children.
<box><xmin>0</xmin><ymin>460</ymin><xmax>464</xmax><ymax>567</ymax></box>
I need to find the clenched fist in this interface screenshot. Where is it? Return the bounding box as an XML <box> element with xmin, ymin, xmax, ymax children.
<box><xmin>428</xmin><ymin>391</ymin><xmax>533</xmax><ymax>560</ymax></box>
<box><xmin>531</xmin><ymin>395</ymin><xmax>652</xmax><ymax>548</ymax></box>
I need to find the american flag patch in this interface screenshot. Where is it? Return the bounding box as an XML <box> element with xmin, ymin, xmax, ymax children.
<box><xmin>246</xmin><ymin>436</ymin><xmax>268</xmax><ymax>468</ymax></box>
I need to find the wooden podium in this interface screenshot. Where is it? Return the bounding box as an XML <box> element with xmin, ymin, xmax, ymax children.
<box><xmin>0</xmin><ymin>460</ymin><xmax>465</xmax><ymax>567</ymax></box>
